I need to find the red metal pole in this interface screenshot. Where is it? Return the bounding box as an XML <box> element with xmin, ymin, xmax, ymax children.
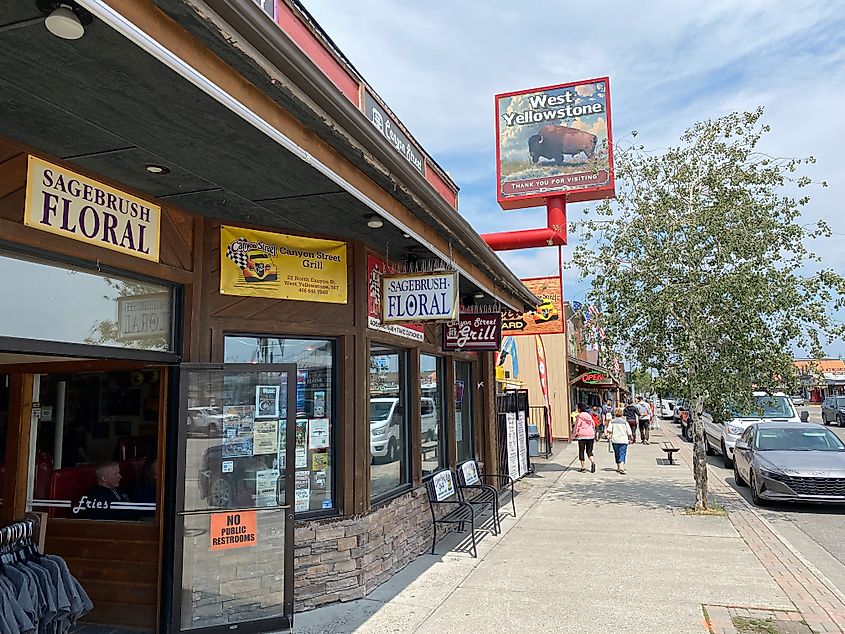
<box><xmin>481</xmin><ymin>197</ymin><xmax>567</xmax><ymax>251</ymax></box>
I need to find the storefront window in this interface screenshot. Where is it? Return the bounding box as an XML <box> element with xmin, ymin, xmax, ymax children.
<box><xmin>0</xmin><ymin>375</ymin><xmax>9</xmax><ymax>514</ymax></box>
<box><xmin>456</xmin><ymin>361</ymin><xmax>473</xmax><ymax>463</ymax></box>
<box><xmin>0</xmin><ymin>250</ymin><xmax>174</xmax><ymax>352</ymax></box>
<box><xmin>224</xmin><ymin>336</ymin><xmax>334</xmax><ymax>513</ymax></box>
<box><xmin>420</xmin><ymin>354</ymin><xmax>446</xmax><ymax>475</ymax></box>
<box><xmin>370</xmin><ymin>345</ymin><xmax>409</xmax><ymax>499</ymax></box>
<box><xmin>28</xmin><ymin>370</ymin><xmax>161</xmax><ymax>521</ymax></box>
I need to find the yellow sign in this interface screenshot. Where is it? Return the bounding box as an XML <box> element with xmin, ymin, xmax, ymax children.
<box><xmin>24</xmin><ymin>155</ymin><xmax>160</xmax><ymax>262</ymax></box>
<box><xmin>220</xmin><ymin>225</ymin><xmax>347</xmax><ymax>303</ymax></box>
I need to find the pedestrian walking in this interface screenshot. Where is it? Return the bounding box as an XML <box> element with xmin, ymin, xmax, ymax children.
<box><xmin>636</xmin><ymin>396</ymin><xmax>652</xmax><ymax>444</ymax></box>
<box><xmin>591</xmin><ymin>405</ymin><xmax>604</xmax><ymax>441</ymax></box>
<box><xmin>605</xmin><ymin>406</ymin><xmax>633</xmax><ymax>473</ymax></box>
<box><xmin>572</xmin><ymin>403</ymin><xmax>597</xmax><ymax>473</ymax></box>
<box><xmin>623</xmin><ymin>400</ymin><xmax>639</xmax><ymax>443</ymax></box>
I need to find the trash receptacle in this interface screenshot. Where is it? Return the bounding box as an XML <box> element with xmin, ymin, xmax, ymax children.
<box><xmin>528</xmin><ymin>424</ymin><xmax>540</xmax><ymax>457</ymax></box>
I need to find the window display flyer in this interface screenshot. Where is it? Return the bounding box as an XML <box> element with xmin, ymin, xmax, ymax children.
<box><xmin>295</xmin><ymin>471</ymin><xmax>311</xmax><ymax>512</ymax></box>
<box><xmin>255</xmin><ymin>468</ymin><xmax>279</xmax><ymax>507</ymax></box>
<box><xmin>308</xmin><ymin>418</ymin><xmax>330</xmax><ymax>449</ymax></box>
<box><xmin>313</xmin><ymin>390</ymin><xmax>326</xmax><ymax>418</ymax></box>
<box><xmin>311</xmin><ymin>451</ymin><xmax>329</xmax><ymax>471</ymax></box>
<box><xmin>254</xmin><ymin>385</ymin><xmax>280</xmax><ymax>419</ymax></box>
<box><xmin>253</xmin><ymin>419</ymin><xmax>279</xmax><ymax>455</ymax></box>
<box><xmin>295</xmin><ymin>419</ymin><xmax>308</xmax><ymax>468</ymax></box>
<box><xmin>222</xmin><ymin>405</ymin><xmax>255</xmax><ymax>458</ymax></box>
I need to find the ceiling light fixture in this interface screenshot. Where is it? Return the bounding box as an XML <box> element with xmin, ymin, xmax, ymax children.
<box><xmin>145</xmin><ymin>164</ymin><xmax>170</xmax><ymax>175</ymax></box>
<box><xmin>473</xmin><ymin>291</ymin><xmax>485</xmax><ymax>300</ymax></box>
<box><xmin>366</xmin><ymin>214</ymin><xmax>384</xmax><ymax>229</ymax></box>
<box><xmin>402</xmin><ymin>232</ymin><xmax>411</xmax><ymax>239</ymax></box>
<box><xmin>39</xmin><ymin>1</ymin><xmax>92</xmax><ymax>40</ymax></box>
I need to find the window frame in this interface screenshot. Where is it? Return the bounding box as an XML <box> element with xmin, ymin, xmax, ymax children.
<box><xmin>420</xmin><ymin>353</ymin><xmax>447</xmax><ymax>477</ymax></box>
<box><xmin>369</xmin><ymin>344</ymin><xmax>412</xmax><ymax>504</ymax></box>
<box><xmin>455</xmin><ymin>360</ymin><xmax>474</xmax><ymax>463</ymax></box>
<box><xmin>222</xmin><ymin>334</ymin><xmax>339</xmax><ymax>519</ymax></box>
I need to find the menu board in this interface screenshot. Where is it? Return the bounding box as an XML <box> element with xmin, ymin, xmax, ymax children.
<box><xmin>505</xmin><ymin>412</ymin><xmax>519</xmax><ymax>480</ymax></box>
<box><xmin>517</xmin><ymin>411</ymin><xmax>529</xmax><ymax>477</ymax></box>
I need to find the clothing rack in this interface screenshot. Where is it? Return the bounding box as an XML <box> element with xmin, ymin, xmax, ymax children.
<box><xmin>0</xmin><ymin>517</ymin><xmax>39</xmax><ymax>563</ymax></box>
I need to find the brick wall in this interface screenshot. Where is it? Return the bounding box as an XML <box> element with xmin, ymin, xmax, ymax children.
<box><xmin>294</xmin><ymin>487</ymin><xmax>435</xmax><ymax>610</ymax></box>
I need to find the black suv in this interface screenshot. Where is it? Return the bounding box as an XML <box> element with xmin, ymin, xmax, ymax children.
<box><xmin>822</xmin><ymin>396</ymin><xmax>845</xmax><ymax>426</ymax></box>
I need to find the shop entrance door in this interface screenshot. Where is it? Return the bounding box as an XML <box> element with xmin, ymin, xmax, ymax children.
<box><xmin>173</xmin><ymin>364</ymin><xmax>296</xmax><ymax>633</ymax></box>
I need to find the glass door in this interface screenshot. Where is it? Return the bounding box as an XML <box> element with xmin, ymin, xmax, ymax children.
<box><xmin>173</xmin><ymin>364</ymin><xmax>296</xmax><ymax>633</ymax></box>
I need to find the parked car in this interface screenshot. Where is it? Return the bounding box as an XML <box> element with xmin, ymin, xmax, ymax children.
<box><xmin>371</xmin><ymin>397</ymin><xmax>438</xmax><ymax>462</ymax></box>
<box><xmin>659</xmin><ymin>398</ymin><xmax>676</xmax><ymax>420</ymax></box>
<box><xmin>187</xmin><ymin>406</ymin><xmax>230</xmax><ymax>437</ymax></box>
<box><xmin>821</xmin><ymin>396</ymin><xmax>845</xmax><ymax>426</ymax></box>
<box><xmin>420</xmin><ymin>397</ymin><xmax>438</xmax><ymax>442</ymax></box>
<box><xmin>704</xmin><ymin>392</ymin><xmax>808</xmax><ymax>468</ymax></box>
<box><xmin>733</xmin><ymin>423</ymin><xmax>845</xmax><ymax>506</ymax></box>
<box><xmin>790</xmin><ymin>395</ymin><xmax>805</xmax><ymax>406</ymax></box>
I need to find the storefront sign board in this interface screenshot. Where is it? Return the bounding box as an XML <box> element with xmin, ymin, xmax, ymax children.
<box><xmin>367</xmin><ymin>255</ymin><xmax>424</xmax><ymax>341</ymax></box>
<box><xmin>220</xmin><ymin>225</ymin><xmax>347</xmax><ymax>303</ymax></box>
<box><xmin>502</xmin><ymin>276</ymin><xmax>564</xmax><ymax>336</ymax></box>
<box><xmin>382</xmin><ymin>271</ymin><xmax>458</xmax><ymax>323</ymax></box>
<box><xmin>443</xmin><ymin>313</ymin><xmax>502</xmax><ymax>351</ymax></box>
<box><xmin>363</xmin><ymin>90</ymin><xmax>424</xmax><ymax>174</ymax></box>
<box><xmin>210</xmin><ymin>511</ymin><xmax>257</xmax><ymax>550</ymax></box>
<box><xmin>116</xmin><ymin>292</ymin><xmax>171</xmax><ymax>342</ymax></box>
<box><xmin>24</xmin><ymin>155</ymin><xmax>161</xmax><ymax>261</ymax></box>
<box><xmin>496</xmin><ymin>77</ymin><xmax>614</xmax><ymax>210</ymax></box>
<box><xmin>574</xmin><ymin>371</ymin><xmax>614</xmax><ymax>386</ymax></box>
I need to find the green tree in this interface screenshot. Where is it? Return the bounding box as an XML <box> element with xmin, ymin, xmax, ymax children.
<box><xmin>571</xmin><ymin>108</ymin><xmax>845</xmax><ymax>511</ymax></box>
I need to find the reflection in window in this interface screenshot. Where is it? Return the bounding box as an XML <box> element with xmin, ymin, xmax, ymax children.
<box><xmin>224</xmin><ymin>336</ymin><xmax>335</xmax><ymax>513</ymax></box>
<box><xmin>370</xmin><ymin>345</ymin><xmax>409</xmax><ymax>499</ymax></box>
<box><xmin>456</xmin><ymin>361</ymin><xmax>473</xmax><ymax>463</ymax></box>
<box><xmin>0</xmin><ymin>250</ymin><xmax>174</xmax><ymax>352</ymax></box>
<box><xmin>420</xmin><ymin>354</ymin><xmax>446</xmax><ymax>475</ymax></box>
<box><xmin>28</xmin><ymin>370</ymin><xmax>161</xmax><ymax>521</ymax></box>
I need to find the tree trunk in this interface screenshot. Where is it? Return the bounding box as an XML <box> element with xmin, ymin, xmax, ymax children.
<box><xmin>690</xmin><ymin>394</ymin><xmax>709</xmax><ymax>511</ymax></box>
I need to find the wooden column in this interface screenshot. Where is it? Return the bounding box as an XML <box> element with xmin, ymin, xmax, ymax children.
<box><xmin>479</xmin><ymin>353</ymin><xmax>499</xmax><ymax>475</ymax></box>
<box><xmin>408</xmin><ymin>350</ymin><xmax>422</xmax><ymax>486</ymax></box>
<box><xmin>1</xmin><ymin>373</ymin><xmax>34</xmax><ymax>522</ymax></box>
<box><xmin>444</xmin><ymin>356</ymin><xmax>457</xmax><ymax>469</ymax></box>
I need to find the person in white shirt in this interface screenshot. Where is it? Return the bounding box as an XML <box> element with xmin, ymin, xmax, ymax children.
<box><xmin>636</xmin><ymin>396</ymin><xmax>652</xmax><ymax>444</ymax></box>
<box><xmin>605</xmin><ymin>407</ymin><xmax>633</xmax><ymax>473</ymax></box>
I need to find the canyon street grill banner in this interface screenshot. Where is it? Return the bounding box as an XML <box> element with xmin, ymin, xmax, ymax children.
<box><xmin>220</xmin><ymin>226</ymin><xmax>347</xmax><ymax>303</ymax></box>
<box><xmin>367</xmin><ymin>255</ymin><xmax>424</xmax><ymax>341</ymax></box>
<box><xmin>24</xmin><ymin>155</ymin><xmax>161</xmax><ymax>261</ymax></box>
<box><xmin>502</xmin><ymin>276</ymin><xmax>564</xmax><ymax>336</ymax></box>
<box><xmin>443</xmin><ymin>313</ymin><xmax>502</xmax><ymax>351</ymax></box>
<box><xmin>382</xmin><ymin>271</ymin><xmax>458</xmax><ymax>323</ymax></box>
<box><xmin>496</xmin><ymin>77</ymin><xmax>614</xmax><ymax>210</ymax></box>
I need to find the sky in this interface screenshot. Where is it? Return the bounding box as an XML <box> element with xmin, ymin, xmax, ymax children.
<box><xmin>301</xmin><ymin>0</ymin><xmax>845</xmax><ymax>355</ymax></box>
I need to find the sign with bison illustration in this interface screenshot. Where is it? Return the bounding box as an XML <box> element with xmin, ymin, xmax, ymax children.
<box><xmin>496</xmin><ymin>77</ymin><xmax>614</xmax><ymax>210</ymax></box>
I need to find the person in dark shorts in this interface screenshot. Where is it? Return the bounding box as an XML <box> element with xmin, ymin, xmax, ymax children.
<box><xmin>636</xmin><ymin>396</ymin><xmax>652</xmax><ymax>444</ymax></box>
<box><xmin>572</xmin><ymin>403</ymin><xmax>597</xmax><ymax>473</ymax></box>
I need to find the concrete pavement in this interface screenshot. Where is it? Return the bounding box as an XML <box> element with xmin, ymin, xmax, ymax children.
<box><xmin>293</xmin><ymin>428</ymin><xmax>809</xmax><ymax>633</ymax></box>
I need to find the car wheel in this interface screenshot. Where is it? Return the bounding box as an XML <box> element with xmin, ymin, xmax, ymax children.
<box><xmin>387</xmin><ymin>438</ymin><xmax>399</xmax><ymax>462</ymax></box>
<box><xmin>839</xmin><ymin>415</ymin><xmax>845</xmax><ymax>428</ymax></box>
<box><xmin>704</xmin><ymin>435</ymin><xmax>715</xmax><ymax>456</ymax></box>
<box><xmin>823</xmin><ymin>414</ymin><xmax>829</xmax><ymax>426</ymax></box>
<box><xmin>721</xmin><ymin>440</ymin><xmax>733</xmax><ymax>468</ymax></box>
<box><xmin>208</xmin><ymin>423</ymin><xmax>218</xmax><ymax>437</ymax></box>
<box><xmin>750</xmin><ymin>471</ymin><xmax>767</xmax><ymax>506</ymax></box>
<box><xmin>734</xmin><ymin>461</ymin><xmax>747</xmax><ymax>487</ymax></box>
<box><xmin>210</xmin><ymin>478</ymin><xmax>231</xmax><ymax>507</ymax></box>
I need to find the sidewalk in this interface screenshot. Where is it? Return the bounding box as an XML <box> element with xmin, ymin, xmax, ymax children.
<box><xmin>292</xmin><ymin>429</ymin><xmax>835</xmax><ymax>633</ymax></box>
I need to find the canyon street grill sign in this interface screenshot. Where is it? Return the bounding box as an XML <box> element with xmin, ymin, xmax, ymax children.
<box><xmin>382</xmin><ymin>271</ymin><xmax>458</xmax><ymax>323</ymax></box>
<box><xmin>443</xmin><ymin>313</ymin><xmax>502</xmax><ymax>351</ymax></box>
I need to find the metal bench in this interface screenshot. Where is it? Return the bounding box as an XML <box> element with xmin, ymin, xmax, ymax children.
<box><xmin>424</xmin><ymin>469</ymin><xmax>479</xmax><ymax>558</ymax></box>
<box><xmin>459</xmin><ymin>459</ymin><xmax>516</xmax><ymax>519</ymax></box>
<box><xmin>455</xmin><ymin>460</ymin><xmax>500</xmax><ymax>536</ymax></box>
<box><xmin>661</xmin><ymin>441</ymin><xmax>680</xmax><ymax>465</ymax></box>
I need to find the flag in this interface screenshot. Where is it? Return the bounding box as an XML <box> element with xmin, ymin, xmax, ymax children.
<box><xmin>535</xmin><ymin>335</ymin><xmax>553</xmax><ymax>436</ymax></box>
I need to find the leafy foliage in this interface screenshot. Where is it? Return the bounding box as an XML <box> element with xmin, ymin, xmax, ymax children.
<box><xmin>570</xmin><ymin>107</ymin><xmax>845</xmax><ymax>509</ymax></box>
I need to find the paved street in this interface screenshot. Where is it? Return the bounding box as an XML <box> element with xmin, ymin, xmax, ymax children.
<box><xmin>666</xmin><ymin>405</ymin><xmax>845</xmax><ymax>604</ymax></box>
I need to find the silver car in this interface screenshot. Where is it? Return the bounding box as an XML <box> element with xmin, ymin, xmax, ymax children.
<box><xmin>733</xmin><ymin>423</ymin><xmax>845</xmax><ymax>505</ymax></box>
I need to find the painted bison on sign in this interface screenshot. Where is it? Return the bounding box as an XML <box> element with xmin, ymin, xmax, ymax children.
<box><xmin>528</xmin><ymin>125</ymin><xmax>598</xmax><ymax>164</ymax></box>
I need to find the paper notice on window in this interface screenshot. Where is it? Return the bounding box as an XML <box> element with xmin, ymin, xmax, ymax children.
<box><xmin>308</xmin><ymin>418</ymin><xmax>330</xmax><ymax>449</ymax></box>
<box><xmin>506</xmin><ymin>412</ymin><xmax>519</xmax><ymax>480</ymax></box>
<box><xmin>517</xmin><ymin>411</ymin><xmax>529</xmax><ymax>477</ymax></box>
<box><xmin>253</xmin><ymin>419</ymin><xmax>279</xmax><ymax>455</ymax></box>
<box><xmin>295</xmin><ymin>471</ymin><xmax>311</xmax><ymax>512</ymax></box>
<box><xmin>255</xmin><ymin>469</ymin><xmax>279</xmax><ymax>507</ymax></box>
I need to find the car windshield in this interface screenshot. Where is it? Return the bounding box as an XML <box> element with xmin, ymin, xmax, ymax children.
<box><xmin>756</xmin><ymin>428</ymin><xmax>845</xmax><ymax>452</ymax></box>
<box><xmin>370</xmin><ymin>401</ymin><xmax>393</xmax><ymax>422</ymax></box>
<box><xmin>731</xmin><ymin>395</ymin><xmax>794</xmax><ymax>418</ymax></box>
